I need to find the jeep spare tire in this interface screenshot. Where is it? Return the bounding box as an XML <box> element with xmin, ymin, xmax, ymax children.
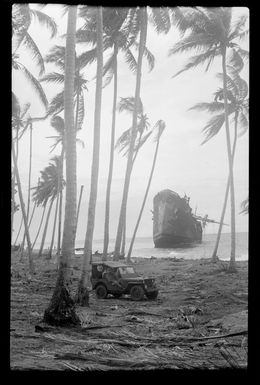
<box><xmin>96</xmin><ymin>284</ymin><xmax>108</xmax><ymax>299</ymax></box>
<box><xmin>130</xmin><ymin>285</ymin><xmax>144</xmax><ymax>301</ymax></box>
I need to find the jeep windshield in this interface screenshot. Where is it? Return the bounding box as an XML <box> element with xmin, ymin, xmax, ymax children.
<box><xmin>118</xmin><ymin>266</ymin><xmax>138</xmax><ymax>277</ymax></box>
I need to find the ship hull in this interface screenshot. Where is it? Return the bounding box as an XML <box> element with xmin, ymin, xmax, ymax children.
<box><xmin>153</xmin><ymin>189</ymin><xmax>202</xmax><ymax>248</ymax></box>
<box><xmin>154</xmin><ymin>234</ymin><xmax>201</xmax><ymax>248</ymax></box>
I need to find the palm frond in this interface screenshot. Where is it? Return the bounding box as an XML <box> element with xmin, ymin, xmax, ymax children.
<box><xmin>103</xmin><ymin>52</ymin><xmax>115</xmax><ymax>77</ymax></box>
<box><xmin>50</xmin><ymin>115</ymin><xmax>65</xmax><ymax>134</ymax></box>
<box><xmin>135</xmin><ymin>130</ymin><xmax>152</xmax><ymax>152</ymax></box>
<box><xmin>21</xmin><ymin>32</ymin><xmax>45</xmax><ymax>76</ymax></box>
<box><xmin>17</xmin><ymin>62</ymin><xmax>48</xmax><ymax>108</ymax></box>
<box><xmin>189</xmin><ymin>101</ymin><xmax>224</xmax><ymax>114</ymax></box>
<box><xmin>47</xmin><ymin>91</ymin><xmax>64</xmax><ymax>117</ymax></box>
<box><xmin>20</xmin><ymin>102</ymin><xmax>31</xmax><ymax>119</ymax></box>
<box><xmin>124</xmin><ymin>48</ymin><xmax>137</xmax><ymax>74</ymax></box>
<box><xmin>44</xmin><ymin>45</ymin><xmax>65</xmax><ymax>70</ymax></box>
<box><xmin>228</xmin><ymin>14</ymin><xmax>248</xmax><ymax>41</ymax></box>
<box><xmin>77</xmin><ymin>48</ymin><xmax>97</xmax><ymax>68</ymax></box>
<box><xmin>30</xmin><ymin>9</ymin><xmax>57</xmax><ymax>38</ymax></box>
<box><xmin>76</xmin><ymin>91</ymin><xmax>85</xmax><ymax>130</ymax></box>
<box><xmin>40</xmin><ymin>72</ymin><xmax>64</xmax><ymax>85</ymax></box>
<box><xmin>76</xmin><ymin>138</ymin><xmax>85</xmax><ymax>149</ymax></box>
<box><xmin>76</xmin><ymin>28</ymin><xmax>97</xmax><ymax>46</ymax></box>
<box><xmin>237</xmin><ymin>29</ymin><xmax>249</xmax><ymax>40</ymax></box>
<box><xmin>149</xmin><ymin>7</ymin><xmax>171</xmax><ymax>34</ymax></box>
<box><xmin>227</xmin><ymin>48</ymin><xmax>244</xmax><ymax>74</ymax></box>
<box><xmin>201</xmin><ymin>113</ymin><xmax>225</xmax><ymax>145</ymax></box>
<box><xmin>133</xmin><ymin>42</ymin><xmax>155</xmax><ymax>72</ymax></box>
<box><xmin>172</xmin><ymin>48</ymin><xmax>220</xmax><ymax>78</ymax></box>
<box><xmin>236</xmin><ymin>47</ymin><xmax>249</xmax><ymax>62</ymax></box>
<box><xmin>169</xmin><ymin>33</ymin><xmax>216</xmax><ymax>56</ymax></box>
<box><xmin>153</xmin><ymin>119</ymin><xmax>166</xmax><ymax>142</ymax></box>
<box><xmin>12</xmin><ymin>4</ymin><xmax>31</xmax><ymax>52</ymax></box>
<box><xmin>117</xmin><ymin>96</ymin><xmax>143</xmax><ymax>116</ymax></box>
<box><xmin>115</xmin><ymin>128</ymin><xmax>131</xmax><ymax>154</ymax></box>
<box><xmin>170</xmin><ymin>7</ymin><xmax>207</xmax><ymax>36</ymax></box>
<box><xmin>237</xmin><ymin>112</ymin><xmax>249</xmax><ymax>137</ymax></box>
<box><xmin>240</xmin><ymin>197</ymin><xmax>248</xmax><ymax>214</ymax></box>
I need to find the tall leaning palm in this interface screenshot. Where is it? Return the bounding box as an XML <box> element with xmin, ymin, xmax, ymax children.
<box><xmin>114</xmin><ymin>96</ymin><xmax>153</xmax><ymax>258</ymax></box>
<box><xmin>127</xmin><ymin>120</ymin><xmax>165</xmax><ymax>262</ymax></box>
<box><xmin>190</xmin><ymin>69</ymin><xmax>248</xmax><ymax>262</ymax></box>
<box><xmin>44</xmin><ymin>6</ymin><xmax>79</xmax><ymax>326</ymax></box>
<box><xmin>169</xmin><ymin>7</ymin><xmax>248</xmax><ymax>272</ymax></box>
<box><xmin>113</xmin><ymin>6</ymin><xmax>171</xmax><ymax>260</ymax></box>
<box><xmin>113</xmin><ymin>8</ymin><xmax>148</xmax><ymax>260</ymax></box>
<box><xmin>76</xmin><ymin>6</ymin><xmax>104</xmax><ymax>306</ymax></box>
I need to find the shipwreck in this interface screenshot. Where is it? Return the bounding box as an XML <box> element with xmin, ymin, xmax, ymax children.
<box><xmin>152</xmin><ymin>189</ymin><xmax>224</xmax><ymax>248</ymax></box>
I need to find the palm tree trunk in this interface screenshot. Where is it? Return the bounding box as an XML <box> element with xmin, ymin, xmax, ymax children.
<box><xmin>75</xmin><ymin>184</ymin><xmax>84</xmax><ymax>242</ymax></box>
<box><xmin>11</xmin><ymin>170</ymin><xmax>16</xmax><ymax>244</ymax></box>
<box><xmin>28</xmin><ymin>199</ymin><xmax>37</xmax><ymax>228</ymax></box>
<box><xmin>74</xmin><ymin>86</ymin><xmax>80</xmax><ymax>131</ymax></box>
<box><xmin>37</xmin><ymin>198</ymin><xmax>54</xmax><ymax>257</ymax></box>
<box><xmin>20</xmin><ymin>122</ymin><xmax>33</xmax><ymax>258</ymax></box>
<box><xmin>14</xmin><ymin>216</ymin><xmax>23</xmax><ymax>246</ymax></box>
<box><xmin>47</xmin><ymin>194</ymin><xmax>59</xmax><ymax>259</ymax></box>
<box><xmin>222</xmin><ymin>48</ymin><xmax>236</xmax><ymax>272</ymax></box>
<box><xmin>211</xmin><ymin>110</ymin><xmax>238</xmax><ymax>262</ymax></box>
<box><xmin>44</xmin><ymin>6</ymin><xmax>79</xmax><ymax>326</ymax></box>
<box><xmin>31</xmin><ymin>204</ymin><xmax>47</xmax><ymax>251</ymax></box>
<box><xmin>57</xmin><ymin>147</ymin><xmax>64</xmax><ymax>259</ymax></box>
<box><xmin>76</xmin><ymin>6</ymin><xmax>103</xmax><ymax>306</ymax></box>
<box><xmin>127</xmin><ymin>137</ymin><xmax>161</xmax><ymax>261</ymax></box>
<box><xmin>12</xmin><ymin>141</ymin><xmax>34</xmax><ymax>274</ymax></box>
<box><xmin>103</xmin><ymin>44</ymin><xmax>118</xmax><ymax>261</ymax></box>
<box><xmin>114</xmin><ymin>8</ymin><xmax>147</xmax><ymax>260</ymax></box>
<box><xmin>120</xmin><ymin>218</ymin><xmax>126</xmax><ymax>257</ymax></box>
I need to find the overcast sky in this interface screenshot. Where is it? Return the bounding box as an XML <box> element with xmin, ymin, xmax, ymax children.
<box><xmin>12</xmin><ymin>5</ymin><xmax>249</xmax><ymax>247</ymax></box>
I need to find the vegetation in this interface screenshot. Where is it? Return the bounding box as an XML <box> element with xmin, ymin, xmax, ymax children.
<box><xmin>12</xmin><ymin>5</ymin><xmax>248</xmax><ymax>330</ymax></box>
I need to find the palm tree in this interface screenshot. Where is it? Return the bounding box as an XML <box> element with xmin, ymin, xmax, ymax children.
<box><xmin>46</xmin><ymin>115</ymin><xmax>84</xmax><ymax>257</ymax></box>
<box><xmin>31</xmin><ymin>178</ymin><xmax>49</xmax><ymax>251</ymax></box>
<box><xmin>114</xmin><ymin>96</ymin><xmax>153</xmax><ymax>258</ymax></box>
<box><xmin>169</xmin><ymin>7</ymin><xmax>248</xmax><ymax>272</ymax></box>
<box><xmin>44</xmin><ymin>6</ymin><xmax>80</xmax><ymax>326</ymax></box>
<box><xmin>190</xmin><ymin>68</ymin><xmax>248</xmax><ymax>263</ymax></box>
<box><xmin>127</xmin><ymin>120</ymin><xmax>166</xmax><ymax>261</ymax></box>
<box><xmin>12</xmin><ymin>141</ymin><xmax>34</xmax><ymax>274</ymax></box>
<box><xmin>40</xmin><ymin>45</ymin><xmax>87</xmax><ymax>129</ymax></box>
<box><xmin>113</xmin><ymin>7</ymin><xmax>171</xmax><ymax>260</ymax></box>
<box><xmin>75</xmin><ymin>185</ymin><xmax>84</xmax><ymax>241</ymax></box>
<box><xmin>113</xmin><ymin>8</ymin><xmax>148</xmax><ymax>260</ymax></box>
<box><xmin>11</xmin><ymin>93</ymin><xmax>31</xmax><ymax>243</ymax></box>
<box><xmin>12</xmin><ymin>4</ymin><xmax>57</xmax><ymax>109</ymax></box>
<box><xmin>76</xmin><ymin>6</ymin><xmax>104</xmax><ymax>306</ymax></box>
<box><xmin>36</xmin><ymin>159</ymin><xmax>64</xmax><ymax>257</ymax></box>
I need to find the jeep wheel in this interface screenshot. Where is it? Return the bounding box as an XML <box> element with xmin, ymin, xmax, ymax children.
<box><xmin>146</xmin><ymin>291</ymin><xmax>158</xmax><ymax>300</ymax></box>
<box><xmin>130</xmin><ymin>285</ymin><xmax>144</xmax><ymax>301</ymax></box>
<box><xmin>95</xmin><ymin>284</ymin><xmax>108</xmax><ymax>299</ymax></box>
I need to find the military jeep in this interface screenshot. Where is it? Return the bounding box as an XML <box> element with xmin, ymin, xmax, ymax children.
<box><xmin>91</xmin><ymin>261</ymin><xmax>158</xmax><ymax>301</ymax></box>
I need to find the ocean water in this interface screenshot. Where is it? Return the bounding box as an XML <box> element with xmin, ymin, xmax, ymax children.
<box><xmin>74</xmin><ymin>232</ymin><xmax>248</xmax><ymax>261</ymax></box>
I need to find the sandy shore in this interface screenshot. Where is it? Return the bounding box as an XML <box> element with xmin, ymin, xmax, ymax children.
<box><xmin>10</xmin><ymin>252</ymin><xmax>248</xmax><ymax>370</ymax></box>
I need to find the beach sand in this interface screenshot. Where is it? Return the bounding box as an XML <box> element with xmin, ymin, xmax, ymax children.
<box><xmin>10</xmin><ymin>251</ymin><xmax>248</xmax><ymax>370</ymax></box>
